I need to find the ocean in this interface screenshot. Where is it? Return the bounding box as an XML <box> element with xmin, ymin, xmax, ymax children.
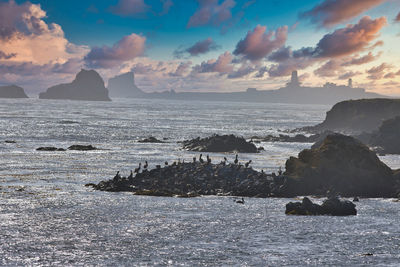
<box><xmin>1</xmin><ymin>98</ymin><xmax>399</xmax><ymax>266</ymax></box>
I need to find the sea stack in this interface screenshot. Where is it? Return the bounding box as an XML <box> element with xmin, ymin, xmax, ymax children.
<box><xmin>39</xmin><ymin>69</ymin><xmax>111</xmax><ymax>101</ymax></box>
<box><xmin>107</xmin><ymin>72</ymin><xmax>145</xmax><ymax>98</ymax></box>
<box><xmin>0</xmin><ymin>85</ymin><xmax>29</xmax><ymax>98</ymax></box>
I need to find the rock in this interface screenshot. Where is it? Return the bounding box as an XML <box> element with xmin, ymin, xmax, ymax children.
<box><xmin>302</xmin><ymin>99</ymin><xmax>400</xmax><ymax>134</ymax></box>
<box><xmin>36</xmin><ymin>147</ymin><xmax>65</xmax><ymax>151</ymax></box>
<box><xmin>88</xmin><ymin>158</ymin><xmax>275</xmax><ymax>197</ymax></box>
<box><xmin>108</xmin><ymin>72</ymin><xmax>145</xmax><ymax>98</ymax></box>
<box><xmin>182</xmin><ymin>134</ymin><xmax>260</xmax><ymax>153</ymax></box>
<box><xmin>368</xmin><ymin>116</ymin><xmax>400</xmax><ymax>154</ymax></box>
<box><xmin>138</xmin><ymin>137</ymin><xmax>165</xmax><ymax>143</ymax></box>
<box><xmin>285</xmin><ymin>197</ymin><xmax>357</xmax><ymax>216</ymax></box>
<box><xmin>283</xmin><ymin>134</ymin><xmax>397</xmax><ymax>197</ymax></box>
<box><xmin>5</xmin><ymin>140</ymin><xmax>16</xmax><ymax>143</ymax></box>
<box><xmin>39</xmin><ymin>69</ymin><xmax>111</xmax><ymax>101</ymax></box>
<box><xmin>0</xmin><ymin>85</ymin><xmax>29</xmax><ymax>98</ymax></box>
<box><xmin>68</xmin><ymin>145</ymin><xmax>97</xmax><ymax>151</ymax></box>
<box><xmin>259</xmin><ymin>131</ymin><xmax>334</xmax><ymax>143</ymax></box>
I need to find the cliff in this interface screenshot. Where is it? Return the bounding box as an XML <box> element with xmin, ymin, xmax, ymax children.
<box><xmin>39</xmin><ymin>69</ymin><xmax>111</xmax><ymax>101</ymax></box>
<box><xmin>0</xmin><ymin>85</ymin><xmax>29</xmax><ymax>98</ymax></box>
<box><xmin>108</xmin><ymin>72</ymin><xmax>144</xmax><ymax>98</ymax></box>
<box><xmin>304</xmin><ymin>99</ymin><xmax>400</xmax><ymax>134</ymax></box>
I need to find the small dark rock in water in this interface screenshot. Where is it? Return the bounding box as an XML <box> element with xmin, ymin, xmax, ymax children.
<box><xmin>285</xmin><ymin>197</ymin><xmax>357</xmax><ymax>216</ymax></box>
<box><xmin>5</xmin><ymin>140</ymin><xmax>16</xmax><ymax>143</ymax></box>
<box><xmin>257</xmin><ymin>131</ymin><xmax>334</xmax><ymax>144</ymax></box>
<box><xmin>353</xmin><ymin>197</ymin><xmax>359</xmax><ymax>202</ymax></box>
<box><xmin>68</xmin><ymin>145</ymin><xmax>97</xmax><ymax>151</ymax></box>
<box><xmin>36</xmin><ymin>147</ymin><xmax>65</xmax><ymax>151</ymax></box>
<box><xmin>182</xmin><ymin>134</ymin><xmax>260</xmax><ymax>153</ymax></box>
<box><xmin>138</xmin><ymin>137</ymin><xmax>165</xmax><ymax>143</ymax></box>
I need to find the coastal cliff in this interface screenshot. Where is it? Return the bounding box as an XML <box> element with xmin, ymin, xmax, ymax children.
<box><xmin>304</xmin><ymin>99</ymin><xmax>400</xmax><ymax>134</ymax></box>
<box><xmin>39</xmin><ymin>69</ymin><xmax>111</xmax><ymax>101</ymax></box>
<box><xmin>0</xmin><ymin>85</ymin><xmax>29</xmax><ymax>98</ymax></box>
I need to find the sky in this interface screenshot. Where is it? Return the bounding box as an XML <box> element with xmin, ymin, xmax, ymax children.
<box><xmin>1</xmin><ymin>0</ymin><xmax>400</xmax><ymax>96</ymax></box>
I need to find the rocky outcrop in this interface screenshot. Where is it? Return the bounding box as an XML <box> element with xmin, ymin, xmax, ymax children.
<box><xmin>108</xmin><ymin>72</ymin><xmax>145</xmax><ymax>98</ymax></box>
<box><xmin>39</xmin><ymin>69</ymin><xmax>111</xmax><ymax>101</ymax></box>
<box><xmin>256</xmin><ymin>131</ymin><xmax>334</xmax><ymax>143</ymax></box>
<box><xmin>0</xmin><ymin>85</ymin><xmax>28</xmax><ymax>98</ymax></box>
<box><xmin>182</xmin><ymin>134</ymin><xmax>260</xmax><ymax>153</ymax></box>
<box><xmin>87</xmin><ymin>157</ymin><xmax>280</xmax><ymax>197</ymax></box>
<box><xmin>36</xmin><ymin>147</ymin><xmax>65</xmax><ymax>151</ymax></box>
<box><xmin>138</xmin><ymin>137</ymin><xmax>165</xmax><ymax>143</ymax></box>
<box><xmin>68</xmin><ymin>145</ymin><xmax>97</xmax><ymax>151</ymax></box>
<box><xmin>368</xmin><ymin>116</ymin><xmax>400</xmax><ymax>154</ymax></box>
<box><xmin>285</xmin><ymin>197</ymin><xmax>357</xmax><ymax>216</ymax></box>
<box><xmin>283</xmin><ymin>134</ymin><xmax>397</xmax><ymax>197</ymax></box>
<box><xmin>303</xmin><ymin>99</ymin><xmax>400</xmax><ymax>134</ymax></box>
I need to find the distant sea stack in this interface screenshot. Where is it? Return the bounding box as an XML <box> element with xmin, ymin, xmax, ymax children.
<box><xmin>108</xmin><ymin>72</ymin><xmax>145</xmax><ymax>98</ymax></box>
<box><xmin>304</xmin><ymin>99</ymin><xmax>400</xmax><ymax>134</ymax></box>
<box><xmin>39</xmin><ymin>69</ymin><xmax>111</xmax><ymax>101</ymax></box>
<box><xmin>0</xmin><ymin>85</ymin><xmax>29</xmax><ymax>98</ymax></box>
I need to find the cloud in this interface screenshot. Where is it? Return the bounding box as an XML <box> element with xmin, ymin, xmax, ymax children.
<box><xmin>227</xmin><ymin>63</ymin><xmax>257</xmax><ymax>79</ymax></box>
<box><xmin>109</xmin><ymin>0</ymin><xmax>150</xmax><ymax>16</ymax></box>
<box><xmin>85</xmin><ymin>33</ymin><xmax>146</xmax><ymax>68</ymax></box>
<box><xmin>192</xmin><ymin>51</ymin><xmax>234</xmax><ymax>74</ymax></box>
<box><xmin>314</xmin><ymin>60</ymin><xmax>342</xmax><ymax>77</ymax></box>
<box><xmin>169</xmin><ymin>61</ymin><xmax>192</xmax><ymax>77</ymax></box>
<box><xmin>233</xmin><ymin>25</ymin><xmax>288</xmax><ymax>61</ymax></box>
<box><xmin>338</xmin><ymin>71</ymin><xmax>362</xmax><ymax>80</ymax></box>
<box><xmin>0</xmin><ymin>0</ymin><xmax>88</xmax><ymax>65</ymax></box>
<box><xmin>301</xmin><ymin>0</ymin><xmax>386</xmax><ymax>27</ymax></box>
<box><xmin>174</xmin><ymin>38</ymin><xmax>220</xmax><ymax>58</ymax></box>
<box><xmin>268</xmin><ymin>46</ymin><xmax>292</xmax><ymax>62</ymax></box>
<box><xmin>366</xmin><ymin>63</ymin><xmax>392</xmax><ymax>79</ymax></box>
<box><xmin>313</xmin><ymin>16</ymin><xmax>387</xmax><ymax>58</ymax></box>
<box><xmin>159</xmin><ymin>0</ymin><xmax>173</xmax><ymax>16</ymax></box>
<box><xmin>342</xmin><ymin>52</ymin><xmax>381</xmax><ymax>66</ymax></box>
<box><xmin>187</xmin><ymin>0</ymin><xmax>236</xmax><ymax>28</ymax></box>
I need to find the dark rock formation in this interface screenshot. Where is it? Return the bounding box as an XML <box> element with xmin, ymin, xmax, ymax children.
<box><xmin>182</xmin><ymin>134</ymin><xmax>260</xmax><ymax>153</ymax></box>
<box><xmin>303</xmin><ymin>99</ymin><xmax>400</xmax><ymax>134</ymax></box>
<box><xmin>285</xmin><ymin>197</ymin><xmax>357</xmax><ymax>216</ymax></box>
<box><xmin>88</xmin><ymin>159</ymin><xmax>276</xmax><ymax>197</ymax></box>
<box><xmin>257</xmin><ymin>131</ymin><xmax>334</xmax><ymax>143</ymax></box>
<box><xmin>36</xmin><ymin>147</ymin><xmax>66</xmax><ymax>151</ymax></box>
<box><xmin>368</xmin><ymin>116</ymin><xmax>400</xmax><ymax>154</ymax></box>
<box><xmin>283</xmin><ymin>134</ymin><xmax>397</xmax><ymax>197</ymax></box>
<box><xmin>68</xmin><ymin>145</ymin><xmax>97</xmax><ymax>151</ymax></box>
<box><xmin>138</xmin><ymin>137</ymin><xmax>165</xmax><ymax>143</ymax></box>
<box><xmin>39</xmin><ymin>69</ymin><xmax>111</xmax><ymax>101</ymax></box>
<box><xmin>5</xmin><ymin>140</ymin><xmax>16</xmax><ymax>143</ymax></box>
<box><xmin>108</xmin><ymin>72</ymin><xmax>145</xmax><ymax>98</ymax></box>
<box><xmin>0</xmin><ymin>85</ymin><xmax>29</xmax><ymax>98</ymax></box>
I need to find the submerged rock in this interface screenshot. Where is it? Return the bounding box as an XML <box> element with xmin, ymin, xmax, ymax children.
<box><xmin>283</xmin><ymin>134</ymin><xmax>397</xmax><ymax>197</ymax></box>
<box><xmin>68</xmin><ymin>145</ymin><xmax>97</xmax><ymax>151</ymax></box>
<box><xmin>182</xmin><ymin>134</ymin><xmax>260</xmax><ymax>153</ymax></box>
<box><xmin>285</xmin><ymin>197</ymin><xmax>357</xmax><ymax>216</ymax></box>
<box><xmin>138</xmin><ymin>137</ymin><xmax>165</xmax><ymax>143</ymax></box>
<box><xmin>36</xmin><ymin>147</ymin><xmax>66</xmax><ymax>151</ymax></box>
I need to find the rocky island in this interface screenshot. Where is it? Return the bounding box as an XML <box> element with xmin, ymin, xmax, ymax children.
<box><xmin>108</xmin><ymin>72</ymin><xmax>145</xmax><ymax>99</ymax></box>
<box><xmin>0</xmin><ymin>85</ymin><xmax>29</xmax><ymax>98</ymax></box>
<box><xmin>182</xmin><ymin>134</ymin><xmax>260</xmax><ymax>153</ymax></box>
<box><xmin>88</xmin><ymin>134</ymin><xmax>400</xmax><ymax>198</ymax></box>
<box><xmin>39</xmin><ymin>69</ymin><xmax>111</xmax><ymax>101</ymax></box>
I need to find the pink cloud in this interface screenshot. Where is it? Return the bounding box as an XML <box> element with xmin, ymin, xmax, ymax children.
<box><xmin>342</xmin><ymin>52</ymin><xmax>381</xmax><ymax>66</ymax></box>
<box><xmin>109</xmin><ymin>0</ymin><xmax>150</xmax><ymax>16</ymax></box>
<box><xmin>174</xmin><ymin>37</ymin><xmax>220</xmax><ymax>58</ymax></box>
<box><xmin>314</xmin><ymin>16</ymin><xmax>387</xmax><ymax>58</ymax></box>
<box><xmin>366</xmin><ymin>63</ymin><xmax>392</xmax><ymax>79</ymax></box>
<box><xmin>301</xmin><ymin>0</ymin><xmax>386</xmax><ymax>27</ymax></box>
<box><xmin>233</xmin><ymin>25</ymin><xmax>288</xmax><ymax>61</ymax></box>
<box><xmin>314</xmin><ymin>60</ymin><xmax>342</xmax><ymax>77</ymax></box>
<box><xmin>187</xmin><ymin>0</ymin><xmax>236</xmax><ymax>28</ymax></box>
<box><xmin>192</xmin><ymin>51</ymin><xmax>234</xmax><ymax>74</ymax></box>
<box><xmin>395</xmin><ymin>12</ymin><xmax>400</xmax><ymax>22</ymax></box>
<box><xmin>85</xmin><ymin>33</ymin><xmax>146</xmax><ymax>68</ymax></box>
<box><xmin>338</xmin><ymin>71</ymin><xmax>362</xmax><ymax>80</ymax></box>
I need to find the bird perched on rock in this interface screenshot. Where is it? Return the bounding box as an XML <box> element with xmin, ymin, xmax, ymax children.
<box><xmin>128</xmin><ymin>170</ymin><xmax>133</xmax><ymax>180</ymax></box>
<box><xmin>134</xmin><ymin>163</ymin><xmax>141</xmax><ymax>173</ymax></box>
<box><xmin>143</xmin><ymin>161</ymin><xmax>148</xmax><ymax>170</ymax></box>
<box><xmin>234</xmin><ymin>154</ymin><xmax>238</xmax><ymax>165</ymax></box>
<box><xmin>165</xmin><ymin>161</ymin><xmax>169</xmax><ymax>166</ymax></box>
<box><xmin>199</xmin><ymin>154</ymin><xmax>204</xmax><ymax>163</ymax></box>
<box><xmin>193</xmin><ymin>156</ymin><xmax>196</xmax><ymax>163</ymax></box>
<box><xmin>245</xmin><ymin>160</ymin><xmax>252</xmax><ymax>168</ymax></box>
<box><xmin>236</xmin><ymin>197</ymin><xmax>245</xmax><ymax>204</ymax></box>
<box><xmin>206</xmin><ymin>155</ymin><xmax>211</xmax><ymax>164</ymax></box>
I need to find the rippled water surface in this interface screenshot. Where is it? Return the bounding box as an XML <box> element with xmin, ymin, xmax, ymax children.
<box><xmin>0</xmin><ymin>98</ymin><xmax>399</xmax><ymax>266</ymax></box>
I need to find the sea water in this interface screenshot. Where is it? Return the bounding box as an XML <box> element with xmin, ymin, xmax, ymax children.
<box><xmin>0</xmin><ymin>98</ymin><xmax>399</xmax><ymax>266</ymax></box>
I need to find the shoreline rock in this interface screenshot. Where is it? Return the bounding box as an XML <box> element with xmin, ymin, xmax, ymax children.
<box><xmin>36</xmin><ymin>147</ymin><xmax>66</xmax><ymax>151</ymax></box>
<box><xmin>182</xmin><ymin>134</ymin><xmax>260</xmax><ymax>153</ymax></box>
<box><xmin>68</xmin><ymin>145</ymin><xmax>97</xmax><ymax>151</ymax></box>
<box><xmin>285</xmin><ymin>197</ymin><xmax>357</xmax><ymax>216</ymax></box>
<box><xmin>138</xmin><ymin>137</ymin><xmax>165</xmax><ymax>143</ymax></box>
